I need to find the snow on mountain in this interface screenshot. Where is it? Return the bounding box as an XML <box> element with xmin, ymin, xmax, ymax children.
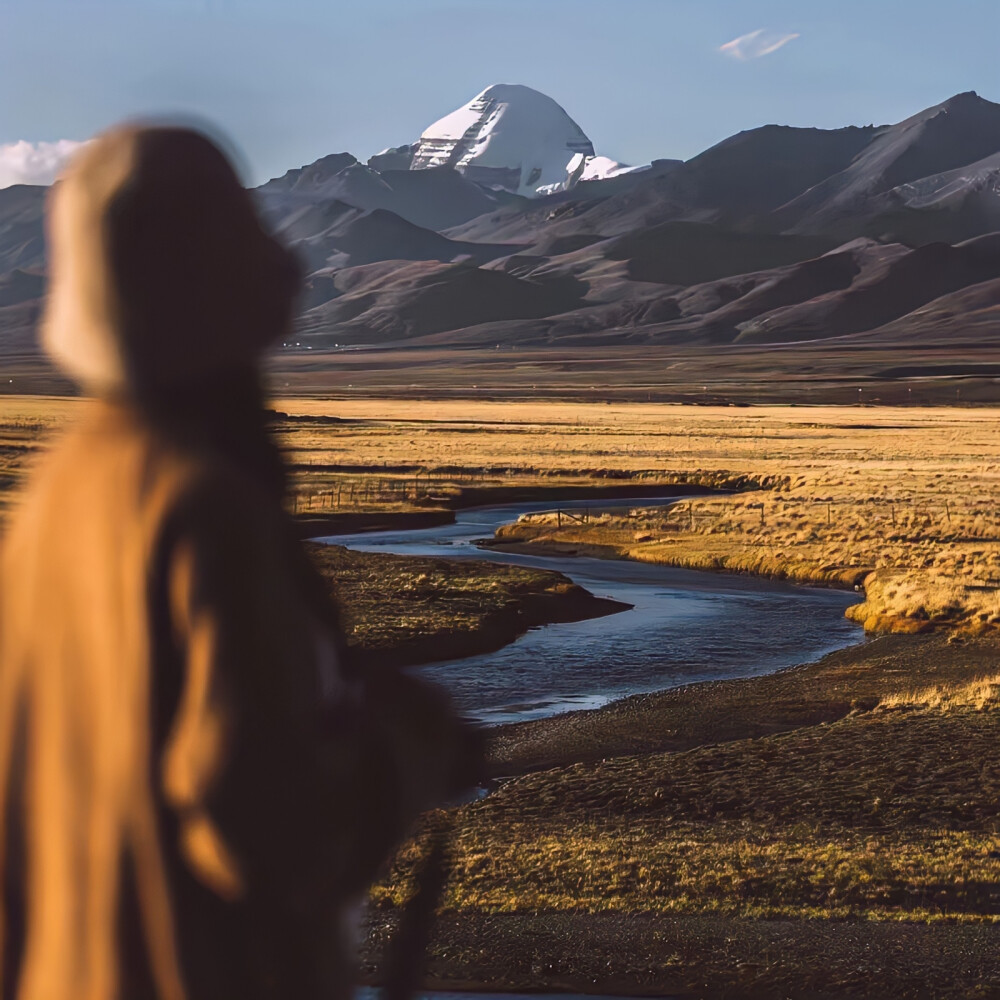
<box><xmin>577</xmin><ymin>155</ymin><xmax>643</xmax><ymax>182</ymax></box>
<box><xmin>410</xmin><ymin>83</ymin><xmax>628</xmax><ymax>197</ymax></box>
<box><xmin>892</xmin><ymin>149</ymin><xmax>1000</xmax><ymax>210</ymax></box>
<box><xmin>534</xmin><ymin>153</ymin><xmax>645</xmax><ymax>195</ymax></box>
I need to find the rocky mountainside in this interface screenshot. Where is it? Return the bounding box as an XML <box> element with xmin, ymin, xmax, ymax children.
<box><xmin>1</xmin><ymin>87</ymin><xmax>999</xmax><ymax>377</ymax></box>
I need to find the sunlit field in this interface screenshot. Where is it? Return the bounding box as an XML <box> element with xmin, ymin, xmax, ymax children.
<box><xmin>4</xmin><ymin>397</ymin><xmax>1000</xmax><ymax>632</ymax></box>
<box><xmin>253</xmin><ymin>399</ymin><xmax>1000</xmax><ymax>632</ymax></box>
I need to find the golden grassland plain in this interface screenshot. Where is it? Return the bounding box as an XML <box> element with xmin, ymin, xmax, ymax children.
<box><xmin>4</xmin><ymin>396</ymin><xmax>1000</xmax><ymax>995</ymax></box>
<box><xmin>266</xmin><ymin>398</ymin><xmax>1000</xmax><ymax>637</ymax></box>
<box><xmin>8</xmin><ymin>395</ymin><xmax>1000</xmax><ymax>641</ymax></box>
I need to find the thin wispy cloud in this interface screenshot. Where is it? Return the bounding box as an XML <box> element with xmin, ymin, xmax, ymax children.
<box><xmin>720</xmin><ymin>29</ymin><xmax>800</xmax><ymax>61</ymax></box>
<box><xmin>0</xmin><ymin>140</ymin><xmax>86</xmax><ymax>189</ymax></box>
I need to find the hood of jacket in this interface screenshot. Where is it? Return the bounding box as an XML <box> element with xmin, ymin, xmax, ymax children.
<box><xmin>41</xmin><ymin>123</ymin><xmax>300</xmax><ymax>396</ymax></box>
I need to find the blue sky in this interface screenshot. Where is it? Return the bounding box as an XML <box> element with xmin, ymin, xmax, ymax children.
<box><xmin>2</xmin><ymin>0</ymin><xmax>997</xmax><ymax>186</ymax></box>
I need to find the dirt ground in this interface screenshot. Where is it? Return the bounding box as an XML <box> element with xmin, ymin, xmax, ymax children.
<box><xmin>365</xmin><ymin>633</ymin><xmax>1000</xmax><ymax>998</ymax></box>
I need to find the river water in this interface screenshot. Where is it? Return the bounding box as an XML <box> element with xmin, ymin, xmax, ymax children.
<box><xmin>315</xmin><ymin>496</ymin><xmax>863</xmax><ymax>725</ymax></box>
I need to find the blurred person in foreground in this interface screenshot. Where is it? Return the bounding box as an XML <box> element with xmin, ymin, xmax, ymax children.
<box><xmin>0</xmin><ymin>123</ymin><xmax>473</xmax><ymax>1000</ymax></box>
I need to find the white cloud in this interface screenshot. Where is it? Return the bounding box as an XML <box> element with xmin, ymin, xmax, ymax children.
<box><xmin>720</xmin><ymin>29</ymin><xmax>800</xmax><ymax>60</ymax></box>
<box><xmin>0</xmin><ymin>139</ymin><xmax>87</xmax><ymax>189</ymax></box>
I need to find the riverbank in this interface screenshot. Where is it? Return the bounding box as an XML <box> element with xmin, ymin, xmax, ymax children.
<box><xmin>481</xmin><ymin>530</ymin><xmax>868</xmax><ymax>590</ymax></box>
<box><xmin>305</xmin><ymin>542</ymin><xmax>629</xmax><ymax>669</ymax></box>
<box><xmin>363</xmin><ymin>632</ymin><xmax>1000</xmax><ymax>998</ymax></box>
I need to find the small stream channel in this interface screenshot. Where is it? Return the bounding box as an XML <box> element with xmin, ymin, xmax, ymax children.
<box><xmin>317</xmin><ymin>495</ymin><xmax>864</xmax><ymax>725</ymax></box>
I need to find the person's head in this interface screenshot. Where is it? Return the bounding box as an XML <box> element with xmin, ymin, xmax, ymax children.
<box><xmin>42</xmin><ymin>122</ymin><xmax>300</xmax><ymax>399</ymax></box>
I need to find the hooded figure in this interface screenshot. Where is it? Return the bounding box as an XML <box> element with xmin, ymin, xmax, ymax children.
<box><xmin>0</xmin><ymin>124</ymin><xmax>470</xmax><ymax>1000</ymax></box>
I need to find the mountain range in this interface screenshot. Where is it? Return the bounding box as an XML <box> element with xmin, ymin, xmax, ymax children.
<box><xmin>1</xmin><ymin>85</ymin><xmax>999</xmax><ymax>397</ymax></box>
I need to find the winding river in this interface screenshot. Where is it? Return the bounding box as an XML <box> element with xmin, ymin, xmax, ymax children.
<box><xmin>317</xmin><ymin>496</ymin><xmax>863</xmax><ymax>725</ymax></box>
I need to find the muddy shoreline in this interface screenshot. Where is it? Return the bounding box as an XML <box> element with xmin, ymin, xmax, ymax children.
<box><xmin>483</xmin><ymin>632</ymin><xmax>996</xmax><ymax>776</ymax></box>
<box><xmin>362</xmin><ymin>909</ymin><xmax>1000</xmax><ymax>999</ymax></box>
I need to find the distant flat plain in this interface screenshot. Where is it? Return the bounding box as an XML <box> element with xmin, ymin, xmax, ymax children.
<box><xmin>3</xmin><ymin>342</ymin><xmax>1000</xmax><ymax>405</ymax></box>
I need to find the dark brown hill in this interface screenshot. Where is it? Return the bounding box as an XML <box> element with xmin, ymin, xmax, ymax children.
<box><xmin>733</xmin><ymin>236</ymin><xmax>1000</xmax><ymax>343</ymax></box>
<box><xmin>294</xmin><ymin>260</ymin><xmax>586</xmax><ymax>345</ymax></box>
<box><xmin>838</xmin><ymin>277</ymin><xmax>1000</xmax><ymax>349</ymax></box>
<box><xmin>528</xmin><ymin>121</ymin><xmax>876</xmax><ymax>240</ymax></box>
<box><xmin>0</xmin><ymin>185</ymin><xmax>47</xmax><ymax>273</ymax></box>
<box><xmin>603</xmin><ymin>222</ymin><xmax>835</xmax><ymax>286</ymax></box>
<box><xmin>777</xmin><ymin>92</ymin><xmax>1000</xmax><ymax>239</ymax></box>
<box><xmin>277</xmin><ymin>206</ymin><xmax>522</xmax><ymax>273</ymax></box>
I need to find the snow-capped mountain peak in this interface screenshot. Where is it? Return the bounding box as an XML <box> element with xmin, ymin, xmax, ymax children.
<box><xmin>409</xmin><ymin>83</ymin><xmax>629</xmax><ymax>197</ymax></box>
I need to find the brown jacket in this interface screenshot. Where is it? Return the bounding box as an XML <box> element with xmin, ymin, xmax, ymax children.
<box><xmin>0</xmin><ymin>398</ymin><xmax>412</xmax><ymax>1000</ymax></box>
<box><xmin>0</xmin><ymin>125</ymin><xmax>469</xmax><ymax>1000</ymax></box>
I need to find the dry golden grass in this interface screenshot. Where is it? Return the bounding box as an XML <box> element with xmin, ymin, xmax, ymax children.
<box><xmin>380</xmin><ymin>700</ymin><xmax>1000</xmax><ymax>923</ymax></box>
<box><xmin>494</xmin><ymin>494</ymin><xmax>1000</xmax><ymax>632</ymax></box>
<box><xmin>879</xmin><ymin>673</ymin><xmax>1000</xmax><ymax>712</ymax></box>
<box><xmin>380</xmin><ymin>821</ymin><xmax>1000</xmax><ymax>922</ymax></box>
<box><xmin>3</xmin><ymin>396</ymin><xmax>1000</xmax><ymax>632</ymax></box>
